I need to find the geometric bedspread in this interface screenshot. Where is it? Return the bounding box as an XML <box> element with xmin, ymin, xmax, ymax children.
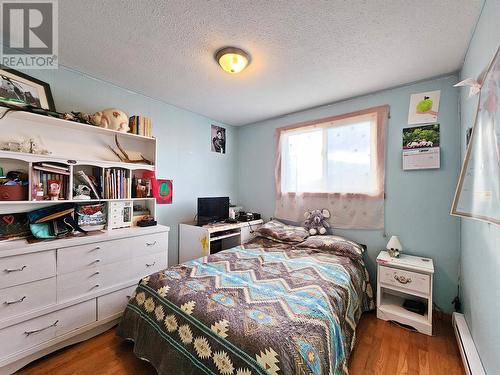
<box><xmin>118</xmin><ymin>238</ymin><xmax>374</xmax><ymax>375</ymax></box>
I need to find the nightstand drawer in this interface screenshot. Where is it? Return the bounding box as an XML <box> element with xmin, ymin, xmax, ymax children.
<box><xmin>379</xmin><ymin>265</ymin><xmax>430</xmax><ymax>295</ymax></box>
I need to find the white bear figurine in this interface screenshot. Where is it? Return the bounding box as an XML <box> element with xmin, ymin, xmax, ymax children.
<box><xmin>91</xmin><ymin>108</ymin><xmax>129</xmax><ymax>132</ymax></box>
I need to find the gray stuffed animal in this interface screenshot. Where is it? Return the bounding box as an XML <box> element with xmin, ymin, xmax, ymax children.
<box><xmin>303</xmin><ymin>209</ymin><xmax>331</xmax><ymax>235</ymax></box>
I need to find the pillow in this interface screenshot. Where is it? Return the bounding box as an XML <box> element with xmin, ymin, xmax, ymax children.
<box><xmin>298</xmin><ymin>235</ymin><xmax>365</xmax><ymax>260</ymax></box>
<box><xmin>256</xmin><ymin>219</ymin><xmax>309</xmax><ymax>243</ymax></box>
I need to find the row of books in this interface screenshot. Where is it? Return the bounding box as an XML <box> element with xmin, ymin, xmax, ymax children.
<box><xmin>103</xmin><ymin>168</ymin><xmax>130</xmax><ymax>199</ymax></box>
<box><xmin>129</xmin><ymin>116</ymin><xmax>153</xmax><ymax>137</ymax></box>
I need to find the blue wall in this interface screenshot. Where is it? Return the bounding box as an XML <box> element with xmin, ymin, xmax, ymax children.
<box><xmin>459</xmin><ymin>0</ymin><xmax>500</xmax><ymax>372</ymax></box>
<box><xmin>237</xmin><ymin>75</ymin><xmax>461</xmax><ymax>313</ymax></box>
<box><xmin>23</xmin><ymin>66</ymin><xmax>238</xmax><ymax>265</ymax></box>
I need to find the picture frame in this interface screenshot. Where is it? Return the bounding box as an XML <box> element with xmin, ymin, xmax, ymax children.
<box><xmin>211</xmin><ymin>124</ymin><xmax>226</xmax><ymax>154</ymax></box>
<box><xmin>451</xmin><ymin>46</ymin><xmax>500</xmax><ymax>226</ymax></box>
<box><xmin>0</xmin><ymin>65</ymin><xmax>56</xmax><ymax>111</ymax></box>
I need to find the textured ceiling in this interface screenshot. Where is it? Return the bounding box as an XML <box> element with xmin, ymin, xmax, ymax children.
<box><xmin>59</xmin><ymin>0</ymin><xmax>483</xmax><ymax>126</ymax></box>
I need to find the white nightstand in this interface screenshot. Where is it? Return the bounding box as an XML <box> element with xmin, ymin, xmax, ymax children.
<box><xmin>376</xmin><ymin>251</ymin><xmax>434</xmax><ymax>335</ymax></box>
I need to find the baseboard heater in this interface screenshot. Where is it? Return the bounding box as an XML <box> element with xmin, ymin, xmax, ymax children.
<box><xmin>452</xmin><ymin>313</ymin><xmax>485</xmax><ymax>375</ymax></box>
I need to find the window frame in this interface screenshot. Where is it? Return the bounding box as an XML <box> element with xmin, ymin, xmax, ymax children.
<box><xmin>275</xmin><ymin>105</ymin><xmax>388</xmax><ymax>198</ymax></box>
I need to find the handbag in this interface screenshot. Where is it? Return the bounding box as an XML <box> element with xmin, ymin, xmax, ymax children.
<box><xmin>27</xmin><ymin>204</ymin><xmax>87</xmax><ymax>239</ymax></box>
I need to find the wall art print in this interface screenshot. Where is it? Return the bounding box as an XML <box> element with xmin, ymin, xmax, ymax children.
<box><xmin>155</xmin><ymin>179</ymin><xmax>173</xmax><ymax>204</ymax></box>
<box><xmin>407</xmin><ymin>90</ymin><xmax>441</xmax><ymax>125</ymax></box>
<box><xmin>211</xmin><ymin>124</ymin><xmax>226</xmax><ymax>154</ymax></box>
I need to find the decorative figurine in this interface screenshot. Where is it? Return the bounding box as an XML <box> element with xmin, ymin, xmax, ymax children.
<box><xmin>92</xmin><ymin>108</ymin><xmax>129</xmax><ymax>132</ymax></box>
<box><xmin>48</xmin><ymin>180</ymin><xmax>61</xmax><ymax>200</ymax></box>
<box><xmin>63</xmin><ymin>111</ymin><xmax>94</xmax><ymax>125</ymax></box>
<box><xmin>74</xmin><ymin>185</ymin><xmax>92</xmax><ymax>200</ymax></box>
<box><xmin>386</xmin><ymin>235</ymin><xmax>403</xmax><ymax>258</ymax></box>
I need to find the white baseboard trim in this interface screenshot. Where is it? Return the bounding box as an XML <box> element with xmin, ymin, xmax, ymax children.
<box><xmin>452</xmin><ymin>312</ymin><xmax>485</xmax><ymax>375</ymax></box>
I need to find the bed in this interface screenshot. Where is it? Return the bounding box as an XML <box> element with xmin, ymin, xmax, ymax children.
<box><xmin>118</xmin><ymin>221</ymin><xmax>374</xmax><ymax>375</ymax></box>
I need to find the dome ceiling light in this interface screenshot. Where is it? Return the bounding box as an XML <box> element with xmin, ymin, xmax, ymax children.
<box><xmin>215</xmin><ymin>47</ymin><xmax>250</xmax><ymax>74</ymax></box>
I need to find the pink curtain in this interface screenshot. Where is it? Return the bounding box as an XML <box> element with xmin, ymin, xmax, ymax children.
<box><xmin>274</xmin><ymin>105</ymin><xmax>389</xmax><ymax>229</ymax></box>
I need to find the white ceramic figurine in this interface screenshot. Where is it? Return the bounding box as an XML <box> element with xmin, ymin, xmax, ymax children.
<box><xmin>92</xmin><ymin>108</ymin><xmax>129</xmax><ymax>132</ymax></box>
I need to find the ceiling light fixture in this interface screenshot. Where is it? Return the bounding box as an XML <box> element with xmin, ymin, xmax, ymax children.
<box><xmin>215</xmin><ymin>47</ymin><xmax>250</xmax><ymax>74</ymax></box>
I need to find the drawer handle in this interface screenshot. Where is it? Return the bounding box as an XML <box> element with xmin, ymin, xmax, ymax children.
<box><xmin>92</xmin><ymin>259</ymin><xmax>101</xmax><ymax>264</ymax></box>
<box><xmin>146</xmin><ymin>241</ymin><xmax>157</xmax><ymax>246</ymax></box>
<box><xmin>394</xmin><ymin>275</ymin><xmax>412</xmax><ymax>284</ymax></box>
<box><xmin>24</xmin><ymin>320</ymin><xmax>58</xmax><ymax>336</ymax></box>
<box><xmin>4</xmin><ymin>265</ymin><xmax>27</xmax><ymax>273</ymax></box>
<box><xmin>91</xmin><ymin>246</ymin><xmax>101</xmax><ymax>251</ymax></box>
<box><xmin>92</xmin><ymin>271</ymin><xmax>100</xmax><ymax>276</ymax></box>
<box><xmin>92</xmin><ymin>284</ymin><xmax>100</xmax><ymax>289</ymax></box>
<box><xmin>4</xmin><ymin>296</ymin><xmax>26</xmax><ymax>305</ymax></box>
<box><xmin>145</xmin><ymin>262</ymin><xmax>156</xmax><ymax>267</ymax></box>
<box><xmin>126</xmin><ymin>295</ymin><xmax>132</xmax><ymax>299</ymax></box>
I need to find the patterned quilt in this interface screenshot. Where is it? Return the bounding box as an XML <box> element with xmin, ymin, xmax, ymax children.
<box><xmin>118</xmin><ymin>238</ymin><xmax>374</xmax><ymax>375</ymax></box>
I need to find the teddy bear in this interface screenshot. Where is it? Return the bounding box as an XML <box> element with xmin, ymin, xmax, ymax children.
<box><xmin>303</xmin><ymin>209</ymin><xmax>331</xmax><ymax>235</ymax></box>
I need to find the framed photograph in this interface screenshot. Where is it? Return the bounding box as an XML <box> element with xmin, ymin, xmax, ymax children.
<box><xmin>407</xmin><ymin>90</ymin><xmax>440</xmax><ymax>125</ymax></box>
<box><xmin>211</xmin><ymin>124</ymin><xmax>226</xmax><ymax>153</ymax></box>
<box><xmin>0</xmin><ymin>66</ymin><xmax>55</xmax><ymax>111</ymax></box>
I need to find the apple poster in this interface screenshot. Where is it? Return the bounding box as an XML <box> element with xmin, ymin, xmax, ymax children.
<box><xmin>407</xmin><ymin>90</ymin><xmax>441</xmax><ymax>125</ymax></box>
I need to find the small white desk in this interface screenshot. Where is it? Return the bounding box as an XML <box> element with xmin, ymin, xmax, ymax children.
<box><xmin>178</xmin><ymin>220</ymin><xmax>263</xmax><ymax>263</ymax></box>
<box><xmin>376</xmin><ymin>251</ymin><xmax>434</xmax><ymax>335</ymax></box>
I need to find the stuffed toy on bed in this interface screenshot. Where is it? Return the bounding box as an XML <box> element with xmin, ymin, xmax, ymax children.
<box><xmin>304</xmin><ymin>209</ymin><xmax>331</xmax><ymax>235</ymax></box>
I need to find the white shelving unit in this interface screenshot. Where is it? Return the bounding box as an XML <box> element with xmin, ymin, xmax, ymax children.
<box><xmin>0</xmin><ymin>109</ymin><xmax>170</xmax><ymax>373</ymax></box>
<box><xmin>0</xmin><ymin>109</ymin><xmax>157</xmax><ymax>217</ymax></box>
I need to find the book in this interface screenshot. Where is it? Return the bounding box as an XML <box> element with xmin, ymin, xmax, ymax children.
<box><xmin>33</xmin><ymin>165</ymin><xmax>70</xmax><ymax>176</ymax></box>
<box><xmin>41</xmin><ymin>163</ymin><xmax>69</xmax><ymax>172</ymax></box>
<box><xmin>128</xmin><ymin>115</ymin><xmax>153</xmax><ymax>137</ymax></box>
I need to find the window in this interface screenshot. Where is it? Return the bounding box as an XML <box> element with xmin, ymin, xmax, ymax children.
<box><xmin>275</xmin><ymin>106</ymin><xmax>388</xmax><ymax>228</ymax></box>
<box><xmin>280</xmin><ymin>111</ymin><xmax>381</xmax><ymax>195</ymax></box>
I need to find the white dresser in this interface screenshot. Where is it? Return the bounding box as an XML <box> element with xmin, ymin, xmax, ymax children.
<box><xmin>0</xmin><ymin>225</ymin><xmax>169</xmax><ymax>374</ymax></box>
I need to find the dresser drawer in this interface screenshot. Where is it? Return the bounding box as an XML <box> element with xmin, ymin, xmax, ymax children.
<box><xmin>129</xmin><ymin>233</ymin><xmax>168</xmax><ymax>258</ymax></box>
<box><xmin>131</xmin><ymin>252</ymin><xmax>167</xmax><ymax>280</ymax></box>
<box><xmin>57</xmin><ymin>267</ymin><xmax>101</xmax><ymax>302</ymax></box>
<box><xmin>0</xmin><ymin>277</ymin><xmax>56</xmax><ymax>322</ymax></box>
<box><xmin>98</xmin><ymin>260</ymin><xmax>135</xmax><ymax>290</ymax></box>
<box><xmin>0</xmin><ymin>299</ymin><xmax>95</xmax><ymax>358</ymax></box>
<box><xmin>379</xmin><ymin>265</ymin><xmax>430</xmax><ymax>295</ymax></box>
<box><xmin>57</xmin><ymin>240</ymin><xmax>131</xmax><ymax>274</ymax></box>
<box><xmin>97</xmin><ymin>285</ymin><xmax>136</xmax><ymax>320</ymax></box>
<box><xmin>0</xmin><ymin>251</ymin><xmax>56</xmax><ymax>289</ymax></box>
<box><xmin>57</xmin><ymin>259</ymin><xmax>131</xmax><ymax>302</ymax></box>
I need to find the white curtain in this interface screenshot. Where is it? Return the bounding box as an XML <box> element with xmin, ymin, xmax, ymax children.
<box><xmin>275</xmin><ymin>106</ymin><xmax>388</xmax><ymax>229</ymax></box>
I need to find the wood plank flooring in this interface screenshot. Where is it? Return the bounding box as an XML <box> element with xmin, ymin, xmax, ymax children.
<box><xmin>16</xmin><ymin>312</ymin><xmax>464</xmax><ymax>375</ymax></box>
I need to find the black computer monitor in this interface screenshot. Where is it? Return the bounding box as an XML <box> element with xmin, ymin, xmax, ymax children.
<box><xmin>197</xmin><ymin>197</ymin><xmax>229</xmax><ymax>225</ymax></box>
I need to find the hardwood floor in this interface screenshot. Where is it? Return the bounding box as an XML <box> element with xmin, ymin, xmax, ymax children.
<box><xmin>16</xmin><ymin>312</ymin><xmax>464</xmax><ymax>375</ymax></box>
<box><xmin>349</xmin><ymin>313</ymin><xmax>464</xmax><ymax>375</ymax></box>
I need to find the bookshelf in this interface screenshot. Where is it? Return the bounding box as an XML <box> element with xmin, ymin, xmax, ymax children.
<box><xmin>0</xmin><ymin>109</ymin><xmax>157</xmax><ymax>219</ymax></box>
<box><xmin>0</xmin><ymin>109</ymin><xmax>169</xmax><ymax>374</ymax></box>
